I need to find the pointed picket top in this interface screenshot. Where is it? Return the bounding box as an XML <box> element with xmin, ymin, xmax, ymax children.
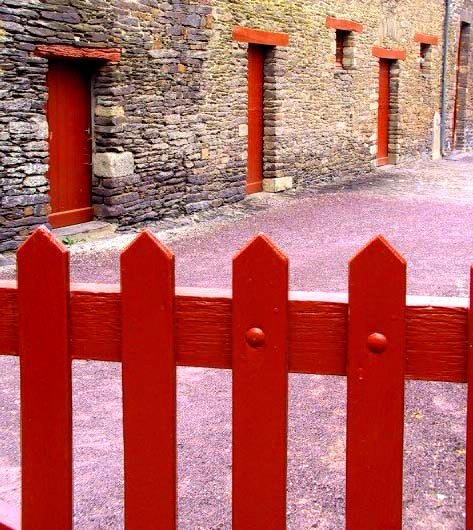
<box><xmin>232</xmin><ymin>232</ymin><xmax>289</xmax><ymax>530</ymax></box>
<box><xmin>120</xmin><ymin>228</ymin><xmax>176</xmax><ymax>530</ymax></box>
<box><xmin>17</xmin><ymin>226</ymin><xmax>69</xmax><ymax>294</ymax></box>
<box><xmin>349</xmin><ymin>235</ymin><xmax>406</xmax><ymax>272</ymax></box>
<box><xmin>17</xmin><ymin>226</ymin><xmax>68</xmax><ymax>260</ymax></box>
<box><xmin>122</xmin><ymin>229</ymin><xmax>174</xmax><ymax>261</ymax></box>
<box><xmin>17</xmin><ymin>225</ymin><xmax>72</xmax><ymax>529</ymax></box>
<box><xmin>233</xmin><ymin>233</ymin><xmax>288</xmax><ymax>268</ymax></box>
<box><xmin>346</xmin><ymin>233</ymin><xmax>406</xmax><ymax>530</ymax></box>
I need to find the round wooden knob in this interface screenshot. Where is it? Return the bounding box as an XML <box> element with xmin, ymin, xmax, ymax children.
<box><xmin>246</xmin><ymin>327</ymin><xmax>265</xmax><ymax>348</ymax></box>
<box><xmin>367</xmin><ymin>332</ymin><xmax>387</xmax><ymax>354</ymax></box>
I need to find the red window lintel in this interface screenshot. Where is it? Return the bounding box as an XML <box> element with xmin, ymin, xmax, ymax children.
<box><xmin>414</xmin><ymin>32</ymin><xmax>439</xmax><ymax>45</ymax></box>
<box><xmin>232</xmin><ymin>26</ymin><xmax>289</xmax><ymax>47</ymax></box>
<box><xmin>34</xmin><ymin>45</ymin><xmax>121</xmax><ymax>62</ymax></box>
<box><xmin>326</xmin><ymin>16</ymin><xmax>363</xmax><ymax>33</ymax></box>
<box><xmin>372</xmin><ymin>46</ymin><xmax>407</xmax><ymax>61</ymax></box>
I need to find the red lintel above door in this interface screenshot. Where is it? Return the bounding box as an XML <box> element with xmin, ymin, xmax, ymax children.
<box><xmin>34</xmin><ymin>45</ymin><xmax>121</xmax><ymax>62</ymax></box>
<box><xmin>232</xmin><ymin>26</ymin><xmax>289</xmax><ymax>47</ymax></box>
<box><xmin>326</xmin><ymin>16</ymin><xmax>363</xmax><ymax>33</ymax></box>
<box><xmin>414</xmin><ymin>32</ymin><xmax>439</xmax><ymax>45</ymax></box>
<box><xmin>372</xmin><ymin>47</ymin><xmax>407</xmax><ymax>61</ymax></box>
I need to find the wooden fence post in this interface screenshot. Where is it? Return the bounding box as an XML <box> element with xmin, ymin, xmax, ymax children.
<box><xmin>121</xmin><ymin>230</ymin><xmax>176</xmax><ymax>530</ymax></box>
<box><xmin>17</xmin><ymin>227</ymin><xmax>72</xmax><ymax>530</ymax></box>
<box><xmin>346</xmin><ymin>236</ymin><xmax>406</xmax><ymax>530</ymax></box>
<box><xmin>232</xmin><ymin>234</ymin><xmax>289</xmax><ymax>530</ymax></box>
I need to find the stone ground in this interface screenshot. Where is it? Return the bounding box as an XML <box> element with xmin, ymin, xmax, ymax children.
<box><xmin>1</xmin><ymin>155</ymin><xmax>473</xmax><ymax>528</ymax></box>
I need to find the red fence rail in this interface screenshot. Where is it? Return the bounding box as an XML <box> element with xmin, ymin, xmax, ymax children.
<box><xmin>0</xmin><ymin>226</ymin><xmax>472</xmax><ymax>529</ymax></box>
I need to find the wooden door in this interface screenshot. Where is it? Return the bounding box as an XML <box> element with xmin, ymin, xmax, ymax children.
<box><xmin>47</xmin><ymin>60</ymin><xmax>93</xmax><ymax>228</ymax></box>
<box><xmin>247</xmin><ymin>45</ymin><xmax>265</xmax><ymax>194</ymax></box>
<box><xmin>377</xmin><ymin>59</ymin><xmax>390</xmax><ymax>166</ymax></box>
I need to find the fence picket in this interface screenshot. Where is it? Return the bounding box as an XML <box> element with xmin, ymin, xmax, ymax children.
<box><xmin>232</xmin><ymin>234</ymin><xmax>289</xmax><ymax>530</ymax></box>
<box><xmin>17</xmin><ymin>227</ymin><xmax>72</xmax><ymax>530</ymax></box>
<box><xmin>467</xmin><ymin>265</ymin><xmax>473</xmax><ymax>530</ymax></box>
<box><xmin>346</xmin><ymin>236</ymin><xmax>406</xmax><ymax>530</ymax></box>
<box><xmin>121</xmin><ymin>230</ymin><xmax>177</xmax><ymax>530</ymax></box>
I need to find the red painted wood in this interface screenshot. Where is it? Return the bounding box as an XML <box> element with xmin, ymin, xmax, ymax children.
<box><xmin>326</xmin><ymin>16</ymin><xmax>363</xmax><ymax>33</ymax></box>
<box><xmin>35</xmin><ymin>44</ymin><xmax>121</xmax><ymax>62</ymax></box>
<box><xmin>48</xmin><ymin>206</ymin><xmax>94</xmax><ymax>227</ymax></box>
<box><xmin>467</xmin><ymin>265</ymin><xmax>473</xmax><ymax>530</ymax></box>
<box><xmin>17</xmin><ymin>227</ymin><xmax>72</xmax><ymax>530</ymax></box>
<box><xmin>232</xmin><ymin>235</ymin><xmax>289</xmax><ymax>530</ymax></box>
<box><xmin>232</xmin><ymin>26</ymin><xmax>289</xmax><ymax>47</ymax></box>
<box><xmin>377</xmin><ymin>59</ymin><xmax>390</xmax><ymax>166</ymax></box>
<box><xmin>372</xmin><ymin>46</ymin><xmax>407</xmax><ymax>60</ymax></box>
<box><xmin>0</xmin><ymin>280</ymin><xmax>470</xmax><ymax>382</ymax></box>
<box><xmin>48</xmin><ymin>60</ymin><xmax>93</xmax><ymax>228</ymax></box>
<box><xmin>346</xmin><ymin>236</ymin><xmax>406</xmax><ymax>530</ymax></box>
<box><xmin>414</xmin><ymin>32</ymin><xmax>439</xmax><ymax>45</ymax></box>
<box><xmin>247</xmin><ymin>45</ymin><xmax>265</xmax><ymax>194</ymax></box>
<box><xmin>3</xmin><ymin>230</ymin><xmax>473</xmax><ymax>529</ymax></box>
<box><xmin>121</xmin><ymin>230</ymin><xmax>176</xmax><ymax>530</ymax></box>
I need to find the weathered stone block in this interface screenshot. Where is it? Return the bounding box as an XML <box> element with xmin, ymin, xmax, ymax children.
<box><xmin>24</xmin><ymin>175</ymin><xmax>48</xmax><ymax>187</ymax></box>
<box><xmin>239</xmin><ymin>124</ymin><xmax>248</xmax><ymax>137</ymax></box>
<box><xmin>93</xmin><ymin>152</ymin><xmax>135</xmax><ymax>178</ymax></box>
<box><xmin>95</xmin><ymin>105</ymin><xmax>125</xmax><ymax>118</ymax></box>
<box><xmin>263</xmin><ymin>177</ymin><xmax>293</xmax><ymax>193</ymax></box>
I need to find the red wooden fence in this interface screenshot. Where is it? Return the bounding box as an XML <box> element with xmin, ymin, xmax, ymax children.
<box><xmin>0</xmin><ymin>226</ymin><xmax>472</xmax><ymax>529</ymax></box>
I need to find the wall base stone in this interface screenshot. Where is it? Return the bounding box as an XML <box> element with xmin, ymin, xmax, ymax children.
<box><xmin>263</xmin><ymin>177</ymin><xmax>293</xmax><ymax>192</ymax></box>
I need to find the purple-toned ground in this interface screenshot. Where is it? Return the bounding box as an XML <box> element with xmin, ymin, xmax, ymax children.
<box><xmin>1</xmin><ymin>156</ymin><xmax>473</xmax><ymax>529</ymax></box>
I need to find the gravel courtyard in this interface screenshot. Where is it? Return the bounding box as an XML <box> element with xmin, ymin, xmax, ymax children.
<box><xmin>1</xmin><ymin>156</ymin><xmax>473</xmax><ymax>529</ymax></box>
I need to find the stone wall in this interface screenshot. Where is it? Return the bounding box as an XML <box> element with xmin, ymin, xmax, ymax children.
<box><xmin>204</xmin><ymin>0</ymin><xmax>449</xmax><ymax>193</ymax></box>
<box><xmin>1</xmin><ymin>0</ymin><xmax>473</xmax><ymax>251</ymax></box>
<box><xmin>0</xmin><ymin>0</ymin><xmax>214</xmax><ymax>251</ymax></box>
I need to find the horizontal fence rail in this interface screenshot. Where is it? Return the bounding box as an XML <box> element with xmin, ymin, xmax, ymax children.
<box><xmin>0</xmin><ymin>291</ymin><xmax>469</xmax><ymax>381</ymax></box>
<box><xmin>0</xmin><ymin>226</ymin><xmax>471</xmax><ymax>529</ymax></box>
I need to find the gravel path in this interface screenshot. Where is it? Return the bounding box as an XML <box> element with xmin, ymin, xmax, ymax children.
<box><xmin>1</xmin><ymin>156</ymin><xmax>473</xmax><ymax>529</ymax></box>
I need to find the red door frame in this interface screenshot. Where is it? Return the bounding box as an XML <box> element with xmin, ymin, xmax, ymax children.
<box><xmin>35</xmin><ymin>45</ymin><xmax>121</xmax><ymax>228</ymax></box>
<box><xmin>377</xmin><ymin>59</ymin><xmax>391</xmax><ymax>167</ymax></box>
<box><xmin>232</xmin><ymin>27</ymin><xmax>289</xmax><ymax>194</ymax></box>
<box><xmin>371</xmin><ymin>47</ymin><xmax>406</xmax><ymax>167</ymax></box>
<box><xmin>47</xmin><ymin>60</ymin><xmax>94</xmax><ymax>228</ymax></box>
<box><xmin>247</xmin><ymin>45</ymin><xmax>265</xmax><ymax>194</ymax></box>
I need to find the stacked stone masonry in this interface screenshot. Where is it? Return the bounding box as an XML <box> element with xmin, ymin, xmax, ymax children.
<box><xmin>1</xmin><ymin>0</ymin><xmax>473</xmax><ymax>251</ymax></box>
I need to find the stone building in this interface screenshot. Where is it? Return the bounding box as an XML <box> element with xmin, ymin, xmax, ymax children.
<box><xmin>1</xmin><ymin>0</ymin><xmax>473</xmax><ymax>251</ymax></box>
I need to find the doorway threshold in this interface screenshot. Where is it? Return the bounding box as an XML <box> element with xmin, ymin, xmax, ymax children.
<box><xmin>447</xmin><ymin>150</ymin><xmax>472</xmax><ymax>161</ymax></box>
<box><xmin>52</xmin><ymin>221</ymin><xmax>117</xmax><ymax>244</ymax></box>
